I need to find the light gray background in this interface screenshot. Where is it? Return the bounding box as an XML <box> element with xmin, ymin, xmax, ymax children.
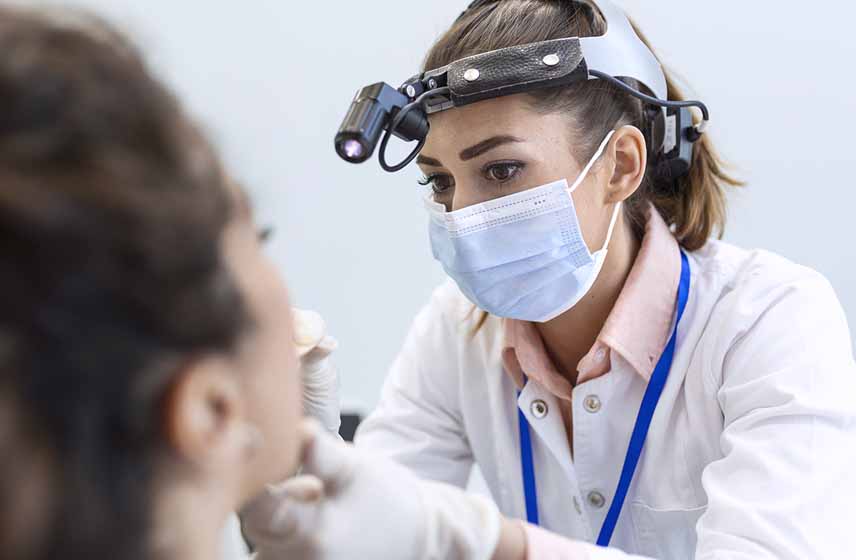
<box><xmin>34</xmin><ymin>0</ymin><xmax>856</xmax><ymax>412</ymax></box>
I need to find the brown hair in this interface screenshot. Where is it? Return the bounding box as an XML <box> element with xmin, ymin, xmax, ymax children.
<box><xmin>0</xmin><ymin>7</ymin><xmax>248</xmax><ymax>560</ymax></box>
<box><xmin>424</xmin><ymin>0</ymin><xmax>743</xmax><ymax>251</ymax></box>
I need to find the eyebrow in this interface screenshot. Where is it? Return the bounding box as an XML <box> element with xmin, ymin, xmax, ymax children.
<box><xmin>416</xmin><ymin>135</ymin><xmax>525</xmax><ymax>168</ymax></box>
<box><xmin>416</xmin><ymin>154</ymin><xmax>443</xmax><ymax>167</ymax></box>
<box><xmin>459</xmin><ymin>135</ymin><xmax>524</xmax><ymax>161</ymax></box>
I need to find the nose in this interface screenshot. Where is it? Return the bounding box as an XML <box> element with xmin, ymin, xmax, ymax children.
<box><xmin>450</xmin><ymin>184</ymin><xmax>494</xmax><ymax>212</ymax></box>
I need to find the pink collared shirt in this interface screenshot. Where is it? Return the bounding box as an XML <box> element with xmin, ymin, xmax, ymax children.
<box><xmin>502</xmin><ymin>206</ymin><xmax>681</xmax><ymax>559</ymax></box>
<box><xmin>501</xmin><ymin>204</ymin><xmax>681</xmax><ymax>400</ymax></box>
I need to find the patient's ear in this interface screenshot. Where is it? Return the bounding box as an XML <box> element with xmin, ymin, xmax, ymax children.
<box><xmin>161</xmin><ymin>355</ymin><xmax>249</xmax><ymax>472</ymax></box>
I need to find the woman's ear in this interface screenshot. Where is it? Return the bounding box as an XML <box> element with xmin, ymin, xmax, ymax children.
<box><xmin>605</xmin><ymin>125</ymin><xmax>647</xmax><ymax>203</ymax></box>
<box><xmin>160</xmin><ymin>356</ymin><xmax>255</xmax><ymax>474</ymax></box>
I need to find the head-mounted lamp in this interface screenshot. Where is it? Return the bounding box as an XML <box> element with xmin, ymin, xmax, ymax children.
<box><xmin>335</xmin><ymin>0</ymin><xmax>709</xmax><ymax>177</ymax></box>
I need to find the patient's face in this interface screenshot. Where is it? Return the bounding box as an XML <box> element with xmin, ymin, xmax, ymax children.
<box><xmin>223</xmin><ymin>189</ymin><xmax>303</xmax><ymax>497</ymax></box>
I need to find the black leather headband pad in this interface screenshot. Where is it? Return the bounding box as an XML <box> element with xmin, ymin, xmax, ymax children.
<box><xmin>445</xmin><ymin>37</ymin><xmax>588</xmax><ymax>107</ymax></box>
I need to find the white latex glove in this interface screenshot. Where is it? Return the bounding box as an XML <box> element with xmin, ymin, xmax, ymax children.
<box><xmin>292</xmin><ymin>309</ymin><xmax>341</xmax><ymax>435</ymax></box>
<box><xmin>242</xmin><ymin>420</ymin><xmax>502</xmax><ymax>560</ymax></box>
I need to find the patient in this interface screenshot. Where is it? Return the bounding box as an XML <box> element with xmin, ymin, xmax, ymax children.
<box><xmin>0</xmin><ymin>7</ymin><xmax>529</xmax><ymax>560</ymax></box>
<box><xmin>0</xmin><ymin>7</ymin><xmax>304</xmax><ymax>560</ymax></box>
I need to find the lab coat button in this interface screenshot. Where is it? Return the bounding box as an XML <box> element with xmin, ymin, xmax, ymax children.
<box><xmin>583</xmin><ymin>395</ymin><xmax>602</xmax><ymax>413</ymax></box>
<box><xmin>530</xmin><ymin>399</ymin><xmax>548</xmax><ymax>418</ymax></box>
<box><xmin>587</xmin><ymin>491</ymin><xmax>606</xmax><ymax>509</ymax></box>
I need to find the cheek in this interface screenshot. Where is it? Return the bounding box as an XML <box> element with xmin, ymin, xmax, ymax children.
<box><xmin>243</xmin><ymin>269</ymin><xmax>304</xmax><ymax>479</ymax></box>
<box><xmin>264</xmin><ymin>357</ymin><xmax>303</xmax><ymax>476</ymax></box>
<box><xmin>244</xmin><ymin>328</ymin><xmax>303</xmax><ymax>482</ymax></box>
<box><xmin>263</xmin><ymin>305</ymin><xmax>303</xmax><ymax>475</ymax></box>
<box><xmin>224</xmin><ymin>224</ymin><xmax>305</xmax><ymax>482</ymax></box>
<box><xmin>570</xmin><ymin>177</ymin><xmax>607</xmax><ymax>252</ymax></box>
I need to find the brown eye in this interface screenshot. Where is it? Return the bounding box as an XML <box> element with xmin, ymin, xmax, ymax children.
<box><xmin>484</xmin><ymin>162</ymin><xmax>524</xmax><ymax>183</ymax></box>
<box><xmin>418</xmin><ymin>174</ymin><xmax>455</xmax><ymax>194</ymax></box>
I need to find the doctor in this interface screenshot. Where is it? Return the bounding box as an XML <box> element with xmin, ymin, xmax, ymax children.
<box><xmin>245</xmin><ymin>1</ymin><xmax>856</xmax><ymax>558</ymax></box>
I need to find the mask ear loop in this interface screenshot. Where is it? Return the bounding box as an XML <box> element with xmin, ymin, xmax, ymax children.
<box><xmin>566</xmin><ymin>129</ymin><xmax>617</xmax><ymax>194</ymax></box>
<box><xmin>602</xmin><ymin>198</ymin><xmax>623</xmax><ymax>253</ymax></box>
<box><xmin>564</xmin><ymin>129</ymin><xmax>623</xmax><ymax>253</ymax></box>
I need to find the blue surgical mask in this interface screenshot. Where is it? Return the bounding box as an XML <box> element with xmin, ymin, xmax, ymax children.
<box><xmin>425</xmin><ymin>131</ymin><xmax>620</xmax><ymax>322</ymax></box>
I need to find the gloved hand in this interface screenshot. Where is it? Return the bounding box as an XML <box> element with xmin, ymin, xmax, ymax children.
<box><xmin>292</xmin><ymin>309</ymin><xmax>341</xmax><ymax>435</ymax></box>
<box><xmin>242</xmin><ymin>420</ymin><xmax>503</xmax><ymax>560</ymax></box>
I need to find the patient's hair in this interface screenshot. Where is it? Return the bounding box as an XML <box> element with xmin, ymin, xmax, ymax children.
<box><xmin>0</xmin><ymin>7</ymin><xmax>249</xmax><ymax>560</ymax></box>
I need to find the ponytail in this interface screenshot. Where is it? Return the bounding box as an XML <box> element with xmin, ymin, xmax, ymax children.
<box><xmin>630</xmin><ymin>22</ymin><xmax>744</xmax><ymax>250</ymax></box>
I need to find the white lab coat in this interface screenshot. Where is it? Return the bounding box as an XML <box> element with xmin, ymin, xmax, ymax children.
<box><xmin>356</xmin><ymin>240</ymin><xmax>856</xmax><ymax>559</ymax></box>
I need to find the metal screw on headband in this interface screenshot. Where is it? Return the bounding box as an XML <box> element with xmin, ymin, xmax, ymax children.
<box><xmin>378</xmin><ymin>87</ymin><xmax>450</xmax><ymax>173</ymax></box>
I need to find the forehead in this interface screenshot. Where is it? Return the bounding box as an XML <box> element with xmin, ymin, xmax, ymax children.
<box><xmin>422</xmin><ymin>93</ymin><xmax>568</xmax><ymax>159</ymax></box>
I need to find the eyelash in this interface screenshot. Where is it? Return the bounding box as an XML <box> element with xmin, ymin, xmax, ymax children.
<box><xmin>417</xmin><ymin>161</ymin><xmax>526</xmax><ymax>193</ymax></box>
<box><xmin>258</xmin><ymin>226</ymin><xmax>275</xmax><ymax>243</ymax></box>
<box><xmin>418</xmin><ymin>174</ymin><xmax>454</xmax><ymax>194</ymax></box>
<box><xmin>417</xmin><ymin>161</ymin><xmax>526</xmax><ymax>188</ymax></box>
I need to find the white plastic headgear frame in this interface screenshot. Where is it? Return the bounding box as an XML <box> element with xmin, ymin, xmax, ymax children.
<box><xmin>579</xmin><ymin>0</ymin><xmax>667</xmax><ymax>101</ymax></box>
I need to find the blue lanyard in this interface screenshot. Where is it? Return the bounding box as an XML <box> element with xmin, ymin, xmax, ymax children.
<box><xmin>517</xmin><ymin>251</ymin><xmax>691</xmax><ymax>547</ymax></box>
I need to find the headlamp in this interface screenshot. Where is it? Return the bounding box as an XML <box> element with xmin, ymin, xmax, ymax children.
<box><xmin>335</xmin><ymin>0</ymin><xmax>709</xmax><ymax>176</ymax></box>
